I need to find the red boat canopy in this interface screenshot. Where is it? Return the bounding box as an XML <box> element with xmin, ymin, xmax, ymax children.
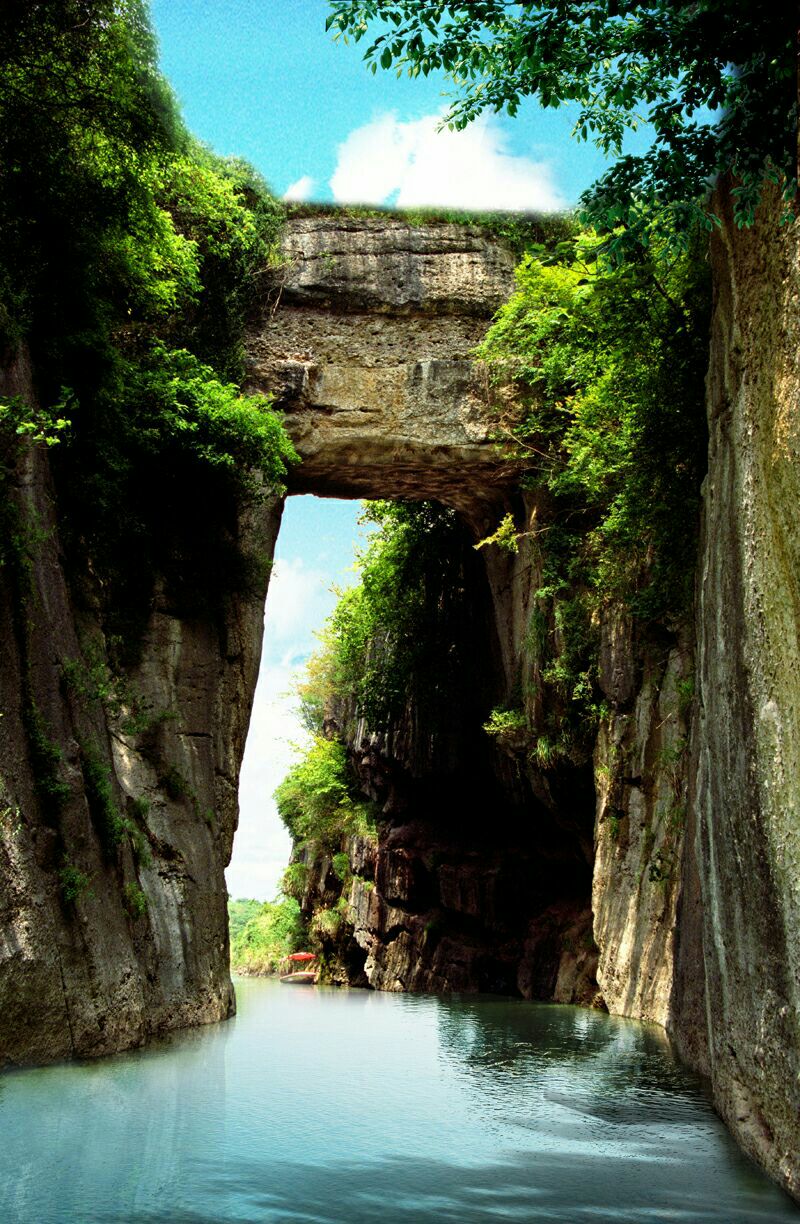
<box><xmin>288</xmin><ymin>951</ymin><xmax>316</xmax><ymax>962</ymax></box>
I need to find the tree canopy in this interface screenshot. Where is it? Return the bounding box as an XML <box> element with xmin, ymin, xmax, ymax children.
<box><xmin>0</xmin><ymin>1</ymin><xmax>296</xmax><ymax>643</ymax></box>
<box><xmin>326</xmin><ymin>1</ymin><xmax>798</xmax><ymax>238</ymax></box>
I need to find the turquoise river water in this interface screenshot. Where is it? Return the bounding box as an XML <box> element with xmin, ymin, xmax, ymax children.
<box><xmin>1</xmin><ymin>977</ymin><xmax>797</xmax><ymax>1223</ymax></box>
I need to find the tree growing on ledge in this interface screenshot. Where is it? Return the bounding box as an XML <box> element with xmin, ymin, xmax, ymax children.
<box><xmin>326</xmin><ymin>1</ymin><xmax>798</xmax><ymax>248</ymax></box>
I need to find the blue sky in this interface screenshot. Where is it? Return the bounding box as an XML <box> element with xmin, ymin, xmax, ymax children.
<box><xmin>150</xmin><ymin>0</ymin><xmax>641</xmax><ymax>210</ymax></box>
<box><xmin>148</xmin><ymin>0</ymin><xmax>639</xmax><ymax>899</ymax></box>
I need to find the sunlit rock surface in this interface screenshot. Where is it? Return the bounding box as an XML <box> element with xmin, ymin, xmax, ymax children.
<box><xmin>671</xmin><ymin>186</ymin><xmax>800</xmax><ymax>1201</ymax></box>
<box><xmin>246</xmin><ymin>214</ymin><xmax>520</xmax><ymax>517</ymax></box>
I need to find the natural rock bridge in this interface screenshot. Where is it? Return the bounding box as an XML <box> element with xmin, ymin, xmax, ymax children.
<box><xmin>246</xmin><ymin>213</ymin><xmax>520</xmax><ymax>524</ymax></box>
<box><xmin>2</xmin><ymin>203</ymin><xmax>800</xmax><ymax>1203</ymax></box>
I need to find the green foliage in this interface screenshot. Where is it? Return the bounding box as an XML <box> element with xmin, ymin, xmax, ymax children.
<box><xmin>79</xmin><ymin>740</ymin><xmax>149</xmax><ymax>863</ymax></box>
<box><xmin>311</xmin><ymin>903</ymin><xmax>345</xmax><ymax>941</ymax></box>
<box><xmin>482</xmin><ymin>708</ymin><xmax>527</xmax><ymax>737</ymax></box>
<box><xmin>62</xmin><ymin>642</ymin><xmax>173</xmax><ymax>739</ymax></box>
<box><xmin>331</xmin><ymin>851</ymin><xmax>351</xmax><ymax>884</ymax></box>
<box><xmin>476</xmin><ymin>223</ymin><xmax>709</xmax><ymax>756</ymax></box>
<box><xmin>24</xmin><ymin>702</ymin><xmax>71</xmax><ymax>816</ymax></box>
<box><xmin>159</xmin><ymin>765</ymin><xmax>191</xmax><ymax>803</ymax></box>
<box><xmin>305</xmin><ymin>500</ymin><xmax>471</xmax><ymax>737</ymax></box>
<box><xmin>80</xmin><ymin>741</ymin><xmax>125</xmax><ymax>853</ymax></box>
<box><xmin>275</xmin><ymin>737</ymin><xmax>375</xmax><ymax>850</ymax></box>
<box><xmin>327</xmin><ymin>1</ymin><xmax>797</xmax><ymax>240</ymax></box>
<box><xmin>130</xmin><ymin>346</ymin><xmax>294</xmax><ymax>493</ymax></box>
<box><xmin>123</xmin><ymin>881</ymin><xmax>148</xmax><ymax>918</ymax></box>
<box><xmin>0</xmin><ymin>1</ymin><xmax>295</xmax><ymax>633</ymax></box>
<box><xmin>0</xmin><ymin>393</ymin><xmax>70</xmax><ymax>450</ymax></box>
<box><xmin>228</xmin><ymin>897</ymin><xmax>262</xmax><ymax>942</ymax></box>
<box><xmin>281</xmin><ymin>861</ymin><xmax>310</xmax><ymax>901</ymax></box>
<box><xmin>676</xmin><ymin>676</ymin><xmax>695</xmax><ymax>721</ymax></box>
<box><xmin>228</xmin><ymin>895</ymin><xmax>306</xmax><ymax>974</ymax></box>
<box><xmin>475</xmin><ymin>512</ymin><xmax>519</xmax><ymax>555</ymax></box>
<box><xmin>59</xmin><ymin>860</ymin><xmax>93</xmax><ymax>905</ymax></box>
<box><xmin>479</xmin><ymin>229</ymin><xmax>709</xmax><ymax>616</ymax></box>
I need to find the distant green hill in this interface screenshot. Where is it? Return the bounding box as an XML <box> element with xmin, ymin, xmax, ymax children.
<box><xmin>228</xmin><ymin>896</ymin><xmax>305</xmax><ymax>975</ymax></box>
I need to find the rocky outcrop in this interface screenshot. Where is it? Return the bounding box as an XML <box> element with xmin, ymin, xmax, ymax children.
<box><xmin>670</xmin><ymin>186</ymin><xmax>800</xmax><ymax>1200</ymax></box>
<box><xmin>0</xmin><ymin>349</ymin><xmax>281</xmax><ymax>1064</ymax></box>
<box><xmin>246</xmin><ymin>213</ymin><xmax>521</xmax><ymax>518</ymax></box>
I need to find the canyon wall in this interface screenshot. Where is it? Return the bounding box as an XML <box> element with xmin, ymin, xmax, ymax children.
<box><xmin>249</xmin><ymin>216</ymin><xmax>603</xmax><ymax>1005</ymax></box>
<box><xmin>0</xmin><ymin>348</ymin><xmax>281</xmax><ymax>1064</ymax></box>
<box><xmin>259</xmin><ymin>207</ymin><xmax>800</xmax><ymax>1201</ymax></box>
<box><xmin>253</xmin><ymin>215</ymin><xmax>688</xmax><ymax>1019</ymax></box>
<box><xmin>671</xmin><ymin>188</ymin><xmax>800</xmax><ymax>1200</ymax></box>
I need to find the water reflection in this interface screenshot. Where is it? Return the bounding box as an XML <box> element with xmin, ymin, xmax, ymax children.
<box><xmin>0</xmin><ymin>980</ymin><xmax>796</xmax><ymax>1223</ymax></box>
<box><xmin>2</xmin><ymin>1016</ymin><xmax>232</xmax><ymax>1222</ymax></box>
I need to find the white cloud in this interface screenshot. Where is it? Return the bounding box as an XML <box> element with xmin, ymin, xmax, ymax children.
<box><xmin>263</xmin><ymin>556</ymin><xmax>329</xmax><ymax>645</ymax></box>
<box><xmin>330</xmin><ymin>111</ymin><xmax>565</xmax><ymax>212</ymax></box>
<box><xmin>283</xmin><ymin>174</ymin><xmax>316</xmax><ymax>202</ymax></box>
<box><xmin>226</xmin><ymin>656</ymin><xmax>306</xmax><ymax>902</ymax></box>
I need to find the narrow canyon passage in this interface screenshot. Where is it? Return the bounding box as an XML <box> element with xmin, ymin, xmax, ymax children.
<box><xmin>230</xmin><ymin>486</ymin><xmax>598</xmax><ymax>1001</ymax></box>
<box><xmin>4</xmin><ymin>1</ymin><xmax>800</xmax><ymax>1212</ymax></box>
<box><xmin>2</xmin><ymin>204</ymin><xmax>799</xmax><ymax>1210</ymax></box>
<box><xmin>3</xmin><ymin>981</ymin><xmax>797</xmax><ymax>1223</ymax></box>
<box><xmin>229</xmin><ymin>495</ymin><xmax>363</xmax><ymax>904</ymax></box>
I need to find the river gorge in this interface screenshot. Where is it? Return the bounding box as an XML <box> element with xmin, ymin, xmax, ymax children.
<box><xmin>2</xmin><ymin>182</ymin><xmax>799</xmax><ymax>1213</ymax></box>
<box><xmin>2</xmin><ymin>978</ymin><xmax>798</xmax><ymax>1223</ymax></box>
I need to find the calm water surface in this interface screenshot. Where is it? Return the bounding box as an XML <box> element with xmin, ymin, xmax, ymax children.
<box><xmin>1</xmin><ymin>977</ymin><xmax>797</xmax><ymax>1223</ymax></box>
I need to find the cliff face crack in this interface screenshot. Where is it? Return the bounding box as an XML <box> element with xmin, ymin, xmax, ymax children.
<box><xmin>54</xmin><ymin>943</ymin><xmax>77</xmax><ymax>1057</ymax></box>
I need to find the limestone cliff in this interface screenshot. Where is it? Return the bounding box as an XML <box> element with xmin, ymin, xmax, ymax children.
<box><xmin>256</xmin><ymin>214</ymin><xmax>690</xmax><ymax>1020</ymax></box>
<box><xmin>2</xmin><ymin>202</ymin><xmax>799</xmax><ymax>1206</ymax></box>
<box><xmin>261</xmin><ymin>206</ymin><xmax>800</xmax><ymax>1201</ymax></box>
<box><xmin>249</xmin><ymin>215</ymin><xmax>600</xmax><ymax>1005</ymax></box>
<box><xmin>670</xmin><ymin>186</ymin><xmax>800</xmax><ymax>1200</ymax></box>
<box><xmin>0</xmin><ymin>348</ymin><xmax>280</xmax><ymax>1064</ymax></box>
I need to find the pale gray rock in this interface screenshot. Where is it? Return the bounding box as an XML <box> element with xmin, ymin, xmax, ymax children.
<box><xmin>246</xmin><ymin>216</ymin><xmax>521</xmax><ymax>514</ymax></box>
<box><xmin>671</xmin><ymin>185</ymin><xmax>800</xmax><ymax>1201</ymax></box>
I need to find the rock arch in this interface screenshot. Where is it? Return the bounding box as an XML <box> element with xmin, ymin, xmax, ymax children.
<box><xmin>247</xmin><ymin>214</ymin><xmax>520</xmax><ymax>521</ymax></box>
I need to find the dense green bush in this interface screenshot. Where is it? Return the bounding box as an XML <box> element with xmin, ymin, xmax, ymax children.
<box><xmin>275</xmin><ymin>736</ymin><xmax>375</xmax><ymax>851</ymax></box>
<box><xmin>0</xmin><ymin>1</ymin><xmax>295</xmax><ymax>635</ymax></box>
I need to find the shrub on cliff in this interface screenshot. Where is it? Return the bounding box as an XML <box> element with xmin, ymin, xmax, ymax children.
<box><xmin>0</xmin><ymin>1</ymin><xmax>295</xmax><ymax>630</ymax></box>
<box><xmin>472</xmin><ymin>222</ymin><xmax>709</xmax><ymax>760</ymax></box>
<box><xmin>299</xmin><ymin>500</ymin><xmax>473</xmax><ymax>739</ymax></box>
<box><xmin>275</xmin><ymin>737</ymin><xmax>375</xmax><ymax>851</ymax></box>
<box><xmin>477</xmin><ymin>225</ymin><xmax>709</xmax><ymax>622</ymax></box>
